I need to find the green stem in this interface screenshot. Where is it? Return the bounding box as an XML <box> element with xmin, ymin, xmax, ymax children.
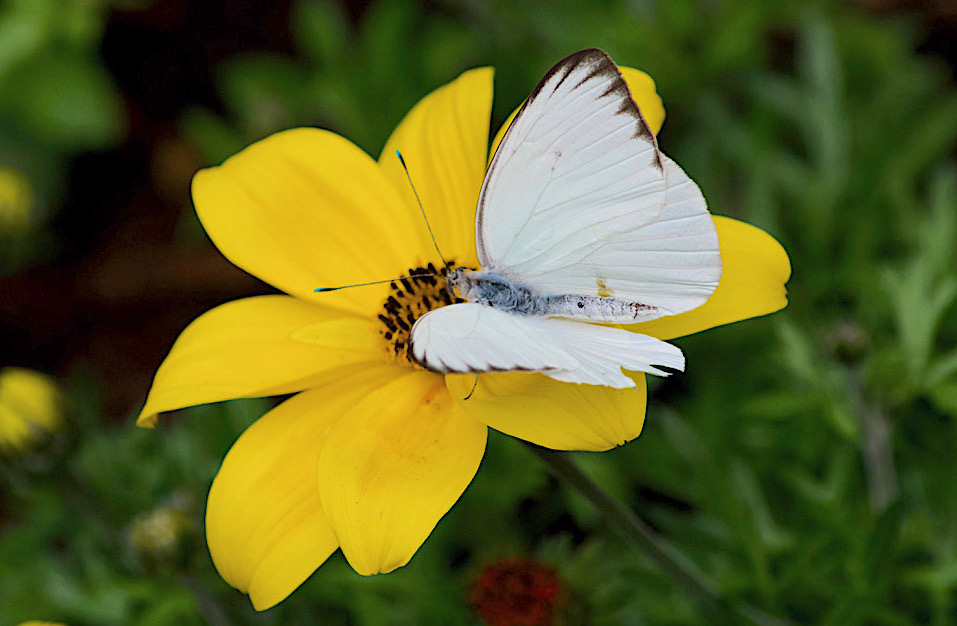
<box><xmin>524</xmin><ymin>443</ymin><xmax>793</xmax><ymax>626</ymax></box>
<box><xmin>848</xmin><ymin>368</ymin><xmax>898</xmax><ymax>513</ymax></box>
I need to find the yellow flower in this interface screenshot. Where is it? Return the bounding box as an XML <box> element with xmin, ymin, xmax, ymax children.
<box><xmin>138</xmin><ymin>64</ymin><xmax>790</xmax><ymax>609</ymax></box>
<box><xmin>0</xmin><ymin>367</ymin><xmax>64</xmax><ymax>455</ymax></box>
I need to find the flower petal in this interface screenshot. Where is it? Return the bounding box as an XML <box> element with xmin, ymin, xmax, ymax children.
<box><xmin>447</xmin><ymin>372</ymin><xmax>647</xmax><ymax>452</ymax></box>
<box><xmin>632</xmin><ymin>216</ymin><xmax>791</xmax><ymax>341</ymax></box>
<box><xmin>619</xmin><ymin>66</ymin><xmax>665</xmax><ymax>135</ymax></box>
<box><xmin>316</xmin><ymin>371</ymin><xmax>487</xmax><ymax>575</ymax></box>
<box><xmin>206</xmin><ymin>366</ymin><xmax>399</xmax><ymax>610</ymax></box>
<box><xmin>379</xmin><ymin>67</ymin><xmax>494</xmax><ymax>268</ymax></box>
<box><xmin>489</xmin><ymin>64</ymin><xmax>665</xmax><ymax>161</ymax></box>
<box><xmin>137</xmin><ymin>295</ymin><xmax>385</xmax><ymax>427</ymax></box>
<box><xmin>192</xmin><ymin>128</ymin><xmax>425</xmax><ymax>313</ymax></box>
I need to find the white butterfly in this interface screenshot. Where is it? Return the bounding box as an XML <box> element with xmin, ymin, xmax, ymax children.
<box><xmin>408</xmin><ymin>48</ymin><xmax>722</xmax><ymax>389</ymax></box>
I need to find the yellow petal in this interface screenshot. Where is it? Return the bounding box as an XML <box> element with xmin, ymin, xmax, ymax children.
<box><xmin>619</xmin><ymin>66</ymin><xmax>665</xmax><ymax>135</ymax></box>
<box><xmin>316</xmin><ymin>371</ymin><xmax>487</xmax><ymax>575</ymax></box>
<box><xmin>633</xmin><ymin>216</ymin><xmax>791</xmax><ymax>341</ymax></box>
<box><xmin>447</xmin><ymin>372</ymin><xmax>647</xmax><ymax>452</ymax></box>
<box><xmin>193</xmin><ymin>128</ymin><xmax>425</xmax><ymax>313</ymax></box>
<box><xmin>137</xmin><ymin>295</ymin><xmax>385</xmax><ymax>427</ymax></box>
<box><xmin>207</xmin><ymin>367</ymin><xmax>398</xmax><ymax>610</ymax></box>
<box><xmin>489</xmin><ymin>63</ymin><xmax>665</xmax><ymax>161</ymax></box>
<box><xmin>379</xmin><ymin>68</ymin><xmax>494</xmax><ymax>269</ymax></box>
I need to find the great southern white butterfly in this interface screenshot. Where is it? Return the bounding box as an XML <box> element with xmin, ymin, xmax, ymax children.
<box><xmin>407</xmin><ymin>48</ymin><xmax>723</xmax><ymax>389</ymax></box>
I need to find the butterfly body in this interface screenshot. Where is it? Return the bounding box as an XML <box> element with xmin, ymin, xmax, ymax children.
<box><xmin>408</xmin><ymin>49</ymin><xmax>722</xmax><ymax>389</ymax></box>
<box><xmin>448</xmin><ymin>268</ymin><xmax>659</xmax><ymax>322</ymax></box>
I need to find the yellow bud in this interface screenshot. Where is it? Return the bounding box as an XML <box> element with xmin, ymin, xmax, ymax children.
<box><xmin>0</xmin><ymin>167</ymin><xmax>34</xmax><ymax>233</ymax></box>
<box><xmin>0</xmin><ymin>367</ymin><xmax>64</xmax><ymax>455</ymax></box>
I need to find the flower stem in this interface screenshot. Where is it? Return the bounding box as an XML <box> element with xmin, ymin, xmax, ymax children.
<box><xmin>848</xmin><ymin>369</ymin><xmax>898</xmax><ymax>513</ymax></box>
<box><xmin>524</xmin><ymin>443</ymin><xmax>793</xmax><ymax>626</ymax></box>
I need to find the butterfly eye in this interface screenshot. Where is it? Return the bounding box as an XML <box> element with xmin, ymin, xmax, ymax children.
<box><xmin>445</xmin><ymin>268</ymin><xmax>474</xmax><ymax>297</ymax></box>
<box><xmin>451</xmin><ymin>266</ymin><xmax>476</xmax><ymax>280</ymax></box>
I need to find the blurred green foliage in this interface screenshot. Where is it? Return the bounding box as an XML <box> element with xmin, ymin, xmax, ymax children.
<box><xmin>0</xmin><ymin>0</ymin><xmax>127</xmax><ymax>148</ymax></box>
<box><xmin>0</xmin><ymin>0</ymin><xmax>127</xmax><ymax>269</ymax></box>
<box><xmin>4</xmin><ymin>0</ymin><xmax>957</xmax><ymax>624</ymax></box>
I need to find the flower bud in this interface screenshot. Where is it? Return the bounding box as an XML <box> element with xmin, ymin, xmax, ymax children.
<box><xmin>0</xmin><ymin>166</ymin><xmax>34</xmax><ymax>233</ymax></box>
<box><xmin>824</xmin><ymin>322</ymin><xmax>871</xmax><ymax>365</ymax></box>
<box><xmin>128</xmin><ymin>497</ymin><xmax>197</xmax><ymax>573</ymax></box>
<box><xmin>0</xmin><ymin>367</ymin><xmax>64</xmax><ymax>456</ymax></box>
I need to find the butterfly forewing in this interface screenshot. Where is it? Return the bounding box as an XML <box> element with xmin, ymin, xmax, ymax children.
<box><xmin>476</xmin><ymin>49</ymin><xmax>666</xmax><ymax>274</ymax></box>
<box><xmin>476</xmin><ymin>48</ymin><xmax>721</xmax><ymax>319</ymax></box>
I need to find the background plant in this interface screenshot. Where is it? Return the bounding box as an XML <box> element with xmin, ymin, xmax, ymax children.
<box><xmin>2</xmin><ymin>1</ymin><xmax>957</xmax><ymax>624</ymax></box>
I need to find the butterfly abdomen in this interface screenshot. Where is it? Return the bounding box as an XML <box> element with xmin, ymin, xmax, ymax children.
<box><xmin>542</xmin><ymin>294</ymin><xmax>659</xmax><ymax>322</ymax></box>
<box><xmin>452</xmin><ymin>270</ymin><xmax>658</xmax><ymax>323</ymax></box>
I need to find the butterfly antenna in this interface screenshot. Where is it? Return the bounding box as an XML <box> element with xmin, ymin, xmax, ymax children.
<box><xmin>315</xmin><ymin>273</ymin><xmax>436</xmax><ymax>293</ymax></box>
<box><xmin>396</xmin><ymin>150</ymin><xmax>449</xmax><ymax>269</ymax></box>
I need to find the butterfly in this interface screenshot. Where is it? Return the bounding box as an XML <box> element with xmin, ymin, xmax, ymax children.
<box><xmin>408</xmin><ymin>48</ymin><xmax>722</xmax><ymax>389</ymax></box>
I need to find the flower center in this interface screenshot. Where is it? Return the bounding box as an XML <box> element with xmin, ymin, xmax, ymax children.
<box><xmin>379</xmin><ymin>262</ymin><xmax>464</xmax><ymax>366</ymax></box>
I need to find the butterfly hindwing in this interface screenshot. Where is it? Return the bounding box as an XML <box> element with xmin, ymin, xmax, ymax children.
<box><xmin>522</xmin><ymin>154</ymin><xmax>722</xmax><ymax>319</ymax></box>
<box><xmin>409</xmin><ymin>303</ymin><xmax>684</xmax><ymax>388</ymax></box>
<box><xmin>409</xmin><ymin>303</ymin><xmax>576</xmax><ymax>375</ymax></box>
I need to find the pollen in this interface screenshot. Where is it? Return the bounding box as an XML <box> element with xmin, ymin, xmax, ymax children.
<box><xmin>595</xmin><ymin>277</ymin><xmax>613</xmax><ymax>298</ymax></box>
<box><xmin>378</xmin><ymin>262</ymin><xmax>464</xmax><ymax>367</ymax></box>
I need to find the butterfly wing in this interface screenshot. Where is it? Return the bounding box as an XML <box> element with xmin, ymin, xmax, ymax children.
<box><xmin>409</xmin><ymin>303</ymin><xmax>684</xmax><ymax>388</ymax></box>
<box><xmin>477</xmin><ymin>48</ymin><xmax>721</xmax><ymax>320</ymax></box>
<box><xmin>477</xmin><ymin>49</ymin><xmax>666</xmax><ymax>273</ymax></box>
<box><xmin>522</xmin><ymin>154</ymin><xmax>722</xmax><ymax>319</ymax></box>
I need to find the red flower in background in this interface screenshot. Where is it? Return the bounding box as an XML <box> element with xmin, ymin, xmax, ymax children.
<box><xmin>471</xmin><ymin>557</ymin><xmax>564</xmax><ymax>626</ymax></box>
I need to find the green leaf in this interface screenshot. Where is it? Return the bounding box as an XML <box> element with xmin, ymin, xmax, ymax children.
<box><xmin>0</xmin><ymin>1</ymin><xmax>48</xmax><ymax>80</ymax></box>
<box><xmin>928</xmin><ymin>380</ymin><xmax>957</xmax><ymax>418</ymax></box>
<box><xmin>178</xmin><ymin>106</ymin><xmax>247</xmax><ymax>167</ymax></box>
<box><xmin>292</xmin><ymin>0</ymin><xmax>349</xmax><ymax>66</ymax></box>
<box><xmin>0</xmin><ymin>50</ymin><xmax>126</xmax><ymax>149</ymax></box>
<box><xmin>882</xmin><ymin>262</ymin><xmax>957</xmax><ymax>379</ymax></box>
<box><xmin>138</xmin><ymin>590</ymin><xmax>202</xmax><ymax>626</ymax></box>
<box><xmin>884</xmin><ymin>97</ymin><xmax>957</xmax><ymax>207</ymax></box>
<box><xmin>219</xmin><ymin>54</ymin><xmax>309</xmax><ymax>139</ymax></box>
